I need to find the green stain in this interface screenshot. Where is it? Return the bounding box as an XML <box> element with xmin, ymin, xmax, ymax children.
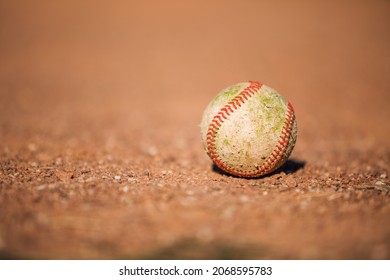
<box><xmin>255</xmin><ymin>126</ymin><xmax>264</xmax><ymax>138</ymax></box>
<box><xmin>258</xmin><ymin>91</ymin><xmax>286</xmax><ymax>133</ymax></box>
<box><xmin>211</xmin><ymin>84</ymin><xmax>245</xmax><ymax>106</ymax></box>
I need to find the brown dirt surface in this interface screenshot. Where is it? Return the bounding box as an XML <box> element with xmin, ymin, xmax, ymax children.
<box><xmin>0</xmin><ymin>0</ymin><xmax>389</xmax><ymax>260</ymax></box>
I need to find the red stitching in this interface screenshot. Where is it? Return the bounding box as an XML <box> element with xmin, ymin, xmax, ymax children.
<box><xmin>206</xmin><ymin>81</ymin><xmax>296</xmax><ymax>178</ymax></box>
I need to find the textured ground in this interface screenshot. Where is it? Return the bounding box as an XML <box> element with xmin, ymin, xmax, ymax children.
<box><xmin>0</xmin><ymin>0</ymin><xmax>389</xmax><ymax>259</ymax></box>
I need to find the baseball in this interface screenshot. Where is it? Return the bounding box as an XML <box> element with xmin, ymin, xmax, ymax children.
<box><xmin>200</xmin><ymin>81</ymin><xmax>297</xmax><ymax>178</ymax></box>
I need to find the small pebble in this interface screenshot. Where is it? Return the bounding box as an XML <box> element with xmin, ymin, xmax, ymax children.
<box><xmin>161</xmin><ymin>170</ymin><xmax>172</xmax><ymax>176</ymax></box>
<box><xmin>127</xmin><ymin>178</ymin><xmax>137</xmax><ymax>184</ymax></box>
<box><xmin>186</xmin><ymin>190</ymin><xmax>194</xmax><ymax>196</ymax></box>
<box><xmin>222</xmin><ymin>207</ymin><xmax>235</xmax><ymax>220</ymax></box>
<box><xmin>147</xmin><ymin>146</ymin><xmax>158</xmax><ymax>156</ymax></box>
<box><xmin>85</xmin><ymin>177</ymin><xmax>94</xmax><ymax>183</ymax></box>
<box><xmin>239</xmin><ymin>195</ymin><xmax>249</xmax><ymax>202</ymax></box>
<box><xmin>28</xmin><ymin>143</ymin><xmax>37</xmax><ymax>152</ymax></box>
<box><xmin>380</xmin><ymin>173</ymin><xmax>387</xmax><ymax>179</ymax></box>
<box><xmin>285</xmin><ymin>176</ymin><xmax>297</xmax><ymax>188</ymax></box>
<box><xmin>114</xmin><ymin>175</ymin><xmax>121</xmax><ymax>180</ymax></box>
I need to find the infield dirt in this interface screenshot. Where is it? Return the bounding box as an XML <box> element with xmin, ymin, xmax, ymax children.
<box><xmin>0</xmin><ymin>0</ymin><xmax>389</xmax><ymax>259</ymax></box>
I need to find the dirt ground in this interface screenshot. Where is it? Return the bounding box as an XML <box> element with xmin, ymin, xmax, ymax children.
<box><xmin>0</xmin><ymin>0</ymin><xmax>389</xmax><ymax>260</ymax></box>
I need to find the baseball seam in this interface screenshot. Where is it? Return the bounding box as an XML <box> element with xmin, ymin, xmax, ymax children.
<box><xmin>206</xmin><ymin>81</ymin><xmax>295</xmax><ymax>178</ymax></box>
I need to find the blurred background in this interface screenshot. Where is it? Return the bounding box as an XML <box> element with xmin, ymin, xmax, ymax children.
<box><xmin>0</xmin><ymin>0</ymin><xmax>389</xmax><ymax>259</ymax></box>
<box><xmin>1</xmin><ymin>0</ymin><xmax>389</xmax><ymax>142</ymax></box>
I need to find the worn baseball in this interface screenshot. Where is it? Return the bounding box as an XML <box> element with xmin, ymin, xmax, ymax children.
<box><xmin>200</xmin><ymin>81</ymin><xmax>297</xmax><ymax>178</ymax></box>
